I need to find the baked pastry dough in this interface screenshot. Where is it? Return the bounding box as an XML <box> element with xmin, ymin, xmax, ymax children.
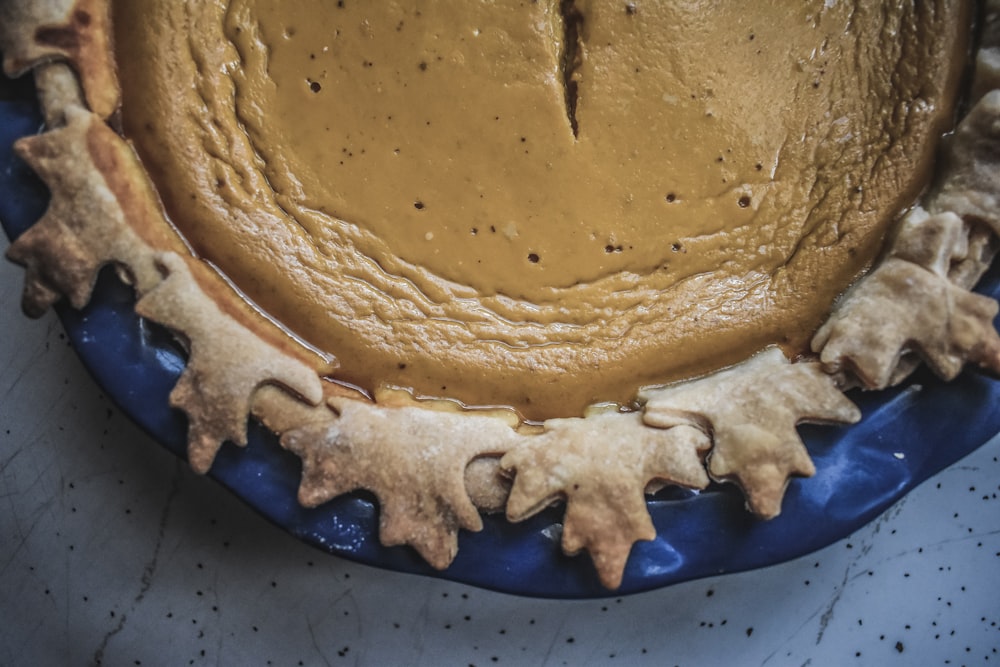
<box><xmin>2</xmin><ymin>0</ymin><xmax>999</xmax><ymax>589</ymax></box>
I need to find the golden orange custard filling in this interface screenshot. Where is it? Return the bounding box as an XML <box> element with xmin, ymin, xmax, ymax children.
<box><xmin>113</xmin><ymin>0</ymin><xmax>968</xmax><ymax>419</ymax></box>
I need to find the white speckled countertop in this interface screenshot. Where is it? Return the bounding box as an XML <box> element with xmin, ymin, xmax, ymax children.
<box><xmin>1</xmin><ymin>247</ymin><xmax>999</xmax><ymax>667</ymax></box>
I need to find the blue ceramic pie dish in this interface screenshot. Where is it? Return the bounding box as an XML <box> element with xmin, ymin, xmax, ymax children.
<box><xmin>2</xmin><ymin>75</ymin><xmax>999</xmax><ymax>598</ymax></box>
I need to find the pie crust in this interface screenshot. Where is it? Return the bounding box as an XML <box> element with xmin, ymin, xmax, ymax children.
<box><xmin>2</xmin><ymin>0</ymin><xmax>1000</xmax><ymax>589</ymax></box>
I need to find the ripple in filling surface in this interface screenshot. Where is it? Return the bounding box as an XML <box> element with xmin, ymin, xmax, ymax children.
<box><xmin>114</xmin><ymin>0</ymin><xmax>968</xmax><ymax>418</ymax></box>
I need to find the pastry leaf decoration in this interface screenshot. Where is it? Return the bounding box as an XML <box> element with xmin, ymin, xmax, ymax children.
<box><xmin>500</xmin><ymin>411</ymin><xmax>711</xmax><ymax>589</ymax></box>
<box><xmin>931</xmin><ymin>91</ymin><xmax>1000</xmax><ymax>236</ymax></box>
<box><xmin>7</xmin><ymin>106</ymin><xmax>123</xmax><ymax>315</ymax></box>
<box><xmin>281</xmin><ymin>398</ymin><xmax>520</xmax><ymax>569</ymax></box>
<box><xmin>813</xmin><ymin>256</ymin><xmax>1000</xmax><ymax>387</ymax></box>
<box><xmin>0</xmin><ymin>0</ymin><xmax>119</xmax><ymax>118</ymax></box>
<box><xmin>136</xmin><ymin>252</ymin><xmax>324</xmax><ymax>474</ymax></box>
<box><xmin>6</xmin><ymin>103</ymin><xmax>179</xmax><ymax>316</ymax></box>
<box><xmin>814</xmin><ymin>208</ymin><xmax>1000</xmax><ymax>388</ymax></box>
<box><xmin>640</xmin><ymin>348</ymin><xmax>861</xmax><ymax>519</ymax></box>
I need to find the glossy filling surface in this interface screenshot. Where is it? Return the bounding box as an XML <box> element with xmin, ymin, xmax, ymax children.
<box><xmin>114</xmin><ymin>1</ymin><xmax>968</xmax><ymax>418</ymax></box>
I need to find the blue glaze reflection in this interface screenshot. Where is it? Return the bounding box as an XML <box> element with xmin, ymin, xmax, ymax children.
<box><xmin>302</xmin><ymin>514</ymin><xmax>371</xmax><ymax>553</ymax></box>
<box><xmin>631</xmin><ymin>539</ymin><xmax>683</xmax><ymax>579</ymax></box>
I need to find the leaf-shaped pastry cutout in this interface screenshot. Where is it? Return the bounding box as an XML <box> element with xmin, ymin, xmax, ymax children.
<box><xmin>0</xmin><ymin>0</ymin><xmax>119</xmax><ymax>118</ymax></box>
<box><xmin>135</xmin><ymin>252</ymin><xmax>324</xmax><ymax>474</ymax></box>
<box><xmin>931</xmin><ymin>91</ymin><xmax>1000</xmax><ymax>235</ymax></box>
<box><xmin>281</xmin><ymin>398</ymin><xmax>520</xmax><ymax>569</ymax></box>
<box><xmin>6</xmin><ymin>104</ymin><xmax>182</xmax><ymax>315</ymax></box>
<box><xmin>500</xmin><ymin>411</ymin><xmax>710</xmax><ymax>589</ymax></box>
<box><xmin>7</xmin><ymin>106</ymin><xmax>125</xmax><ymax>314</ymax></box>
<box><xmin>888</xmin><ymin>207</ymin><xmax>999</xmax><ymax>298</ymax></box>
<box><xmin>640</xmin><ymin>348</ymin><xmax>860</xmax><ymax>519</ymax></box>
<box><xmin>813</xmin><ymin>257</ymin><xmax>1000</xmax><ymax>388</ymax></box>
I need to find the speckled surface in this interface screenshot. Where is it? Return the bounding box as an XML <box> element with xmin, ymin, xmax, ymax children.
<box><xmin>2</xmin><ymin>246</ymin><xmax>1000</xmax><ymax>666</ymax></box>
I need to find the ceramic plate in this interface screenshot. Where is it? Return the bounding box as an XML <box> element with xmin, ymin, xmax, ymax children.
<box><xmin>3</xmin><ymin>76</ymin><xmax>999</xmax><ymax>598</ymax></box>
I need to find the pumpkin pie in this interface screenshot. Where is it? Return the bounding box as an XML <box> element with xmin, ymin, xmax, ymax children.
<box><xmin>2</xmin><ymin>0</ymin><xmax>999</xmax><ymax>588</ymax></box>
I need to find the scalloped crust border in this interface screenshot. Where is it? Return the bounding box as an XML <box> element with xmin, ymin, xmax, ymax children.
<box><xmin>2</xmin><ymin>0</ymin><xmax>999</xmax><ymax>590</ymax></box>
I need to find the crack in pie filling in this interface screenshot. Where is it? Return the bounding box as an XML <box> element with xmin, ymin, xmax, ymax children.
<box><xmin>2</xmin><ymin>0</ymin><xmax>1000</xmax><ymax>588</ymax></box>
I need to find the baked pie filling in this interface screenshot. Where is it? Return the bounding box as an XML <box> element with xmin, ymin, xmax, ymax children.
<box><xmin>3</xmin><ymin>0</ymin><xmax>999</xmax><ymax>588</ymax></box>
<box><xmin>114</xmin><ymin>0</ymin><xmax>968</xmax><ymax>417</ymax></box>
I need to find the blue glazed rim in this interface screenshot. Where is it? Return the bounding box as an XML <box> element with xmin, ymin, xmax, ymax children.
<box><xmin>2</xmin><ymin>74</ymin><xmax>998</xmax><ymax>599</ymax></box>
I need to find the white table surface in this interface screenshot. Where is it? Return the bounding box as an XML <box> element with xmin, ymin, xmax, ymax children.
<box><xmin>2</xmin><ymin>246</ymin><xmax>999</xmax><ymax>667</ymax></box>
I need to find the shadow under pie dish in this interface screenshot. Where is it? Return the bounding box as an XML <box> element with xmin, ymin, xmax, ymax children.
<box><xmin>1</xmin><ymin>0</ymin><xmax>999</xmax><ymax>595</ymax></box>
